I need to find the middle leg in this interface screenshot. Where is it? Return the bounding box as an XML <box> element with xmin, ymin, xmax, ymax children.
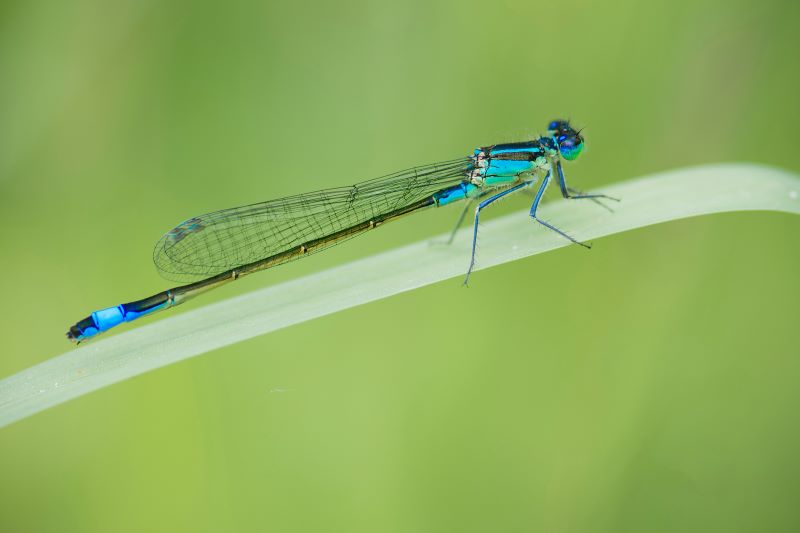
<box><xmin>529</xmin><ymin>170</ymin><xmax>591</xmax><ymax>249</ymax></box>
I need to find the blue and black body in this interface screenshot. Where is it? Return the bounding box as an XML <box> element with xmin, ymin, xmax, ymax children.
<box><xmin>67</xmin><ymin>119</ymin><xmax>617</xmax><ymax>343</ymax></box>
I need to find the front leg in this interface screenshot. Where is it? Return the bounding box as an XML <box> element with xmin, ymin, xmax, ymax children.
<box><xmin>555</xmin><ymin>160</ymin><xmax>620</xmax><ymax>211</ymax></box>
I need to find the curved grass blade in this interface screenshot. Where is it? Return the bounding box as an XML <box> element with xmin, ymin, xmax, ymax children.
<box><xmin>1</xmin><ymin>163</ymin><xmax>799</xmax><ymax>428</ymax></box>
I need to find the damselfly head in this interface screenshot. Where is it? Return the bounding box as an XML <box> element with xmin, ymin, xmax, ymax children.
<box><xmin>546</xmin><ymin>119</ymin><xmax>584</xmax><ymax>160</ymax></box>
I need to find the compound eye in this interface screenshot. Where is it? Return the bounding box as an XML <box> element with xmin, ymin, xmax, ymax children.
<box><xmin>548</xmin><ymin>119</ymin><xmax>570</xmax><ymax>133</ymax></box>
<box><xmin>559</xmin><ymin>136</ymin><xmax>584</xmax><ymax>160</ymax></box>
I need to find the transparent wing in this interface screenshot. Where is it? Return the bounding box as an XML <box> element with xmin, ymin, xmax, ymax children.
<box><xmin>153</xmin><ymin>158</ymin><xmax>470</xmax><ymax>282</ymax></box>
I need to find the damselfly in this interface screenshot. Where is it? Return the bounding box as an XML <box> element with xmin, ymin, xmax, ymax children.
<box><xmin>67</xmin><ymin>119</ymin><xmax>617</xmax><ymax>343</ymax></box>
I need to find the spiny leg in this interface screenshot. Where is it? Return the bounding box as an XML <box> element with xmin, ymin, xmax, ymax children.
<box><xmin>555</xmin><ymin>160</ymin><xmax>620</xmax><ymax>212</ymax></box>
<box><xmin>464</xmin><ymin>181</ymin><xmax>532</xmax><ymax>285</ymax></box>
<box><xmin>530</xmin><ymin>170</ymin><xmax>591</xmax><ymax>249</ymax></box>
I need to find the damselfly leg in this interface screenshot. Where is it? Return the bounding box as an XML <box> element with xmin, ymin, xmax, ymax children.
<box><xmin>445</xmin><ymin>200</ymin><xmax>473</xmax><ymax>244</ymax></box>
<box><xmin>555</xmin><ymin>160</ymin><xmax>619</xmax><ymax>212</ymax></box>
<box><xmin>441</xmin><ymin>187</ymin><xmax>504</xmax><ymax>244</ymax></box>
<box><xmin>464</xmin><ymin>181</ymin><xmax>533</xmax><ymax>285</ymax></box>
<box><xmin>529</xmin><ymin>170</ymin><xmax>591</xmax><ymax>250</ymax></box>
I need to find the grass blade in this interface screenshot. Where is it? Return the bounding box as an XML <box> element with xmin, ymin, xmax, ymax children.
<box><xmin>1</xmin><ymin>163</ymin><xmax>798</xmax><ymax>428</ymax></box>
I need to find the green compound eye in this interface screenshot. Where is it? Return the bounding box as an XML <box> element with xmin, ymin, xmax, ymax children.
<box><xmin>558</xmin><ymin>136</ymin><xmax>584</xmax><ymax>160</ymax></box>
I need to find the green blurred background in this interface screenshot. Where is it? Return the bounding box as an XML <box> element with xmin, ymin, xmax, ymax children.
<box><xmin>1</xmin><ymin>0</ymin><xmax>799</xmax><ymax>531</ymax></box>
